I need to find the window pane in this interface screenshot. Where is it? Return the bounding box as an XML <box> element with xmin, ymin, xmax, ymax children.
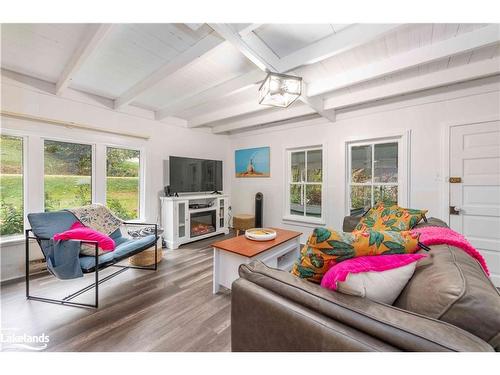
<box><xmin>291</xmin><ymin>151</ymin><xmax>305</xmax><ymax>182</ymax></box>
<box><xmin>306</xmin><ymin>150</ymin><xmax>322</xmax><ymax>182</ymax></box>
<box><xmin>374</xmin><ymin>185</ymin><xmax>398</xmax><ymax>206</ymax></box>
<box><xmin>44</xmin><ymin>140</ymin><xmax>92</xmax><ymax>211</ymax></box>
<box><xmin>350</xmin><ymin>186</ymin><xmax>371</xmax><ymax>216</ymax></box>
<box><xmin>290</xmin><ymin>184</ymin><xmax>304</xmax><ymax>216</ymax></box>
<box><xmin>351</xmin><ymin>145</ymin><xmax>372</xmax><ymax>183</ymax></box>
<box><xmin>106</xmin><ymin>147</ymin><xmax>140</xmax><ymax>220</ymax></box>
<box><xmin>374</xmin><ymin>142</ymin><xmax>398</xmax><ymax>183</ymax></box>
<box><xmin>0</xmin><ymin>135</ymin><xmax>24</xmax><ymax>236</ymax></box>
<box><xmin>305</xmin><ymin>185</ymin><xmax>321</xmax><ymax>218</ymax></box>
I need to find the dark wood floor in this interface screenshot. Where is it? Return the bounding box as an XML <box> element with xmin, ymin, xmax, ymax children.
<box><xmin>1</xmin><ymin>233</ymin><xmax>234</xmax><ymax>352</ymax></box>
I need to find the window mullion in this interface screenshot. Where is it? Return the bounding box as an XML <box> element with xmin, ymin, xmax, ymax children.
<box><xmin>371</xmin><ymin>144</ymin><xmax>375</xmax><ymax>206</ymax></box>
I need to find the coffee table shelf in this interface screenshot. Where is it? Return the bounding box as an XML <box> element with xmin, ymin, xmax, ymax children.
<box><xmin>211</xmin><ymin>228</ymin><xmax>302</xmax><ymax>294</ymax></box>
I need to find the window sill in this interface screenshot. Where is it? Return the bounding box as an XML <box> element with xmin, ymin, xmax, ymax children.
<box><xmin>282</xmin><ymin>215</ymin><xmax>326</xmax><ymax>227</ymax></box>
<box><xmin>0</xmin><ymin>235</ymin><xmax>25</xmax><ymax>246</ymax></box>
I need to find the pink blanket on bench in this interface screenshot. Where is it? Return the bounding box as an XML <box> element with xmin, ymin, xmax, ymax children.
<box><xmin>411</xmin><ymin>226</ymin><xmax>489</xmax><ymax>276</ymax></box>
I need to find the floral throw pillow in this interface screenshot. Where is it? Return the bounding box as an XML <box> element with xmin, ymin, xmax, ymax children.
<box><xmin>291</xmin><ymin>227</ymin><xmax>420</xmax><ymax>283</ymax></box>
<box><xmin>355</xmin><ymin>202</ymin><xmax>427</xmax><ymax>232</ymax></box>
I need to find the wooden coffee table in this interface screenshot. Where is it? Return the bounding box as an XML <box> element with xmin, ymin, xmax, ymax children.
<box><xmin>211</xmin><ymin>228</ymin><xmax>302</xmax><ymax>294</ymax></box>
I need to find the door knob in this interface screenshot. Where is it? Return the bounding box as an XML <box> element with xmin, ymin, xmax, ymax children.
<box><xmin>449</xmin><ymin>206</ymin><xmax>461</xmax><ymax>215</ymax></box>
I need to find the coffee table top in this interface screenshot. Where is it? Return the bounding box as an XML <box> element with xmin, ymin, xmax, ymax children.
<box><xmin>212</xmin><ymin>228</ymin><xmax>302</xmax><ymax>257</ymax></box>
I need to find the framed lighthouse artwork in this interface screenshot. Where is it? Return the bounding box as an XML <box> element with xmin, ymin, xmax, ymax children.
<box><xmin>235</xmin><ymin>146</ymin><xmax>270</xmax><ymax>178</ymax></box>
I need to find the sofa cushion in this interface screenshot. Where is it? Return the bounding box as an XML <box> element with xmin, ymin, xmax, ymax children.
<box><xmin>78</xmin><ymin>235</ymin><xmax>156</xmax><ymax>272</ymax></box>
<box><xmin>28</xmin><ymin>211</ymin><xmax>78</xmax><ymax>239</ymax></box>
<box><xmin>394</xmin><ymin>245</ymin><xmax>500</xmax><ymax>351</ymax></box>
<box><xmin>112</xmin><ymin>234</ymin><xmax>156</xmax><ymax>259</ymax></box>
<box><xmin>79</xmin><ymin>252</ymin><xmax>115</xmax><ymax>272</ymax></box>
<box><xmin>343</xmin><ymin>216</ymin><xmax>447</xmax><ymax>233</ymax></box>
<box><xmin>291</xmin><ymin>228</ymin><xmax>420</xmax><ymax>283</ymax></box>
<box><xmin>320</xmin><ymin>254</ymin><xmax>427</xmax><ymax>304</ymax></box>
<box><xmin>355</xmin><ymin>202</ymin><xmax>428</xmax><ymax>232</ymax></box>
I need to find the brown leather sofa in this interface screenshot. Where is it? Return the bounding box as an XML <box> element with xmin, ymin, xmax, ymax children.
<box><xmin>231</xmin><ymin>217</ymin><xmax>500</xmax><ymax>352</ymax></box>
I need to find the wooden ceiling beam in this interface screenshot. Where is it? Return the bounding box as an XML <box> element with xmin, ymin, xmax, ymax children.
<box><xmin>56</xmin><ymin>24</ymin><xmax>113</xmax><ymax>95</ymax></box>
<box><xmin>211</xmin><ymin>103</ymin><xmax>317</xmax><ymax>134</ymax></box>
<box><xmin>208</xmin><ymin>23</ymin><xmax>281</xmax><ymax>72</ymax></box>
<box><xmin>323</xmin><ymin>57</ymin><xmax>500</xmax><ymax>110</ymax></box>
<box><xmin>114</xmin><ymin>32</ymin><xmax>223</xmax><ymax>110</ymax></box>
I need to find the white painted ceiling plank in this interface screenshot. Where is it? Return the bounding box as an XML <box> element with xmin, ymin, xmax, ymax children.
<box><xmin>238</xmin><ymin>24</ymin><xmax>264</xmax><ymax>36</ymax></box>
<box><xmin>211</xmin><ymin>103</ymin><xmax>317</xmax><ymax>134</ymax></box>
<box><xmin>188</xmin><ymin>100</ymin><xmax>266</xmax><ymax>127</ymax></box>
<box><xmin>323</xmin><ymin>57</ymin><xmax>500</xmax><ymax>110</ymax></box>
<box><xmin>307</xmin><ymin>24</ymin><xmax>500</xmax><ymax>97</ymax></box>
<box><xmin>278</xmin><ymin>24</ymin><xmax>402</xmax><ymax>72</ymax></box>
<box><xmin>114</xmin><ymin>32</ymin><xmax>223</xmax><ymax>109</ymax></box>
<box><xmin>56</xmin><ymin>24</ymin><xmax>113</xmax><ymax>95</ymax></box>
<box><xmin>157</xmin><ymin>69</ymin><xmax>265</xmax><ymax>120</ymax></box>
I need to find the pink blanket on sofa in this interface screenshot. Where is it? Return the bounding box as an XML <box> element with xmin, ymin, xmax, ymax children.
<box><xmin>411</xmin><ymin>226</ymin><xmax>489</xmax><ymax>276</ymax></box>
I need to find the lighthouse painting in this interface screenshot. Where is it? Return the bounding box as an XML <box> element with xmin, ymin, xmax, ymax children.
<box><xmin>235</xmin><ymin>147</ymin><xmax>270</xmax><ymax>178</ymax></box>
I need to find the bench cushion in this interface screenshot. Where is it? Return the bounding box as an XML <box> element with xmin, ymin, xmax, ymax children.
<box><xmin>79</xmin><ymin>234</ymin><xmax>156</xmax><ymax>272</ymax></box>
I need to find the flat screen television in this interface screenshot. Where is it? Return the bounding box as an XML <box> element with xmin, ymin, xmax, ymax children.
<box><xmin>169</xmin><ymin>156</ymin><xmax>223</xmax><ymax>193</ymax></box>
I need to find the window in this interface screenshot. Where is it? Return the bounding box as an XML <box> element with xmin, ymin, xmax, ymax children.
<box><xmin>44</xmin><ymin>140</ymin><xmax>92</xmax><ymax>211</ymax></box>
<box><xmin>285</xmin><ymin>146</ymin><xmax>324</xmax><ymax>223</ymax></box>
<box><xmin>106</xmin><ymin>147</ymin><xmax>141</xmax><ymax>220</ymax></box>
<box><xmin>348</xmin><ymin>139</ymin><xmax>400</xmax><ymax>216</ymax></box>
<box><xmin>0</xmin><ymin>135</ymin><xmax>24</xmax><ymax>236</ymax></box>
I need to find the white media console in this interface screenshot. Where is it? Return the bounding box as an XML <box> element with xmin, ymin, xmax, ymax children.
<box><xmin>160</xmin><ymin>193</ymin><xmax>230</xmax><ymax>249</ymax></box>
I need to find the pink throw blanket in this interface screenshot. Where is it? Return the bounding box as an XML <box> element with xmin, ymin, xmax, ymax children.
<box><xmin>411</xmin><ymin>226</ymin><xmax>489</xmax><ymax>276</ymax></box>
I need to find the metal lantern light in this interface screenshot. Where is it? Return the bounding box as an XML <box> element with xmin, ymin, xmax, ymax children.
<box><xmin>258</xmin><ymin>72</ymin><xmax>302</xmax><ymax>108</ymax></box>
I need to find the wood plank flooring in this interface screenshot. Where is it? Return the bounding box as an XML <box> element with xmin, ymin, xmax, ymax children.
<box><xmin>0</xmin><ymin>233</ymin><xmax>233</xmax><ymax>352</ymax></box>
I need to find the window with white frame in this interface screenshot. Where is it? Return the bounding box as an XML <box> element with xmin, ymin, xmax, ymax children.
<box><xmin>106</xmin><ymin>146</ymin><xmax>141</xmax><ymax>220</ymax></box>
<box><xmin>44</xmin><ymin>140</ymin><xmax>93</xmax><ymax>212</ymax></box>
<box><xmin>348</xmin><ymin>139</ymin><xmax>403</xmax><ymax>216</ymax></box>
<box><xmin>0</xmin><ymin>134</ymin><xmax>25</xmax><ymax>236</ymax></box>
<box><xmin>285</xmin><ymin>146</ymin><xmax>324</xmax><ymax>223</ymax></box>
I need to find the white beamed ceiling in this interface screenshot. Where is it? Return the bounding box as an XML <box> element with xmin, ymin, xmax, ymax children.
<box><xmin>1</xmin><ymin>24</ymin><xmax>90</xmax><ymax>83</ymax></box>
<box><xmin>132</xmin><ymin>42</ymin><xmax>256</xmax><ymax>109</ymax></box>
<box><xmin>252</xmin><ymin>24</ymin><xmax>352</xmax><ymax>58</ymax></box>
<box><xmin>1</xmin><ymin>23</ymin><xmax>499</xmax><ymax>133</ymax></box>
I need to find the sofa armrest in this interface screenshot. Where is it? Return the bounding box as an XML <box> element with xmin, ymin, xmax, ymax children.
<box><xmin>342</xmin><ymin>215</ymin><xmax>362</xmax><ymax>232</ymax></box>
<box><xmin>232</xmin><ymin>261</ymin><xmax>493</xmax><ymax>352</ymax></box>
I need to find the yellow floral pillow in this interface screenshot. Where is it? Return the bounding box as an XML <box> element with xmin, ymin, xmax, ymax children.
<box><xmin>291</xmin><ymin>227</ymin><xmax>420</xmax><ymax>283</ymax></box>
<box><xmin>355</xmin><ymin>202</ymin><xmax>428</xmax><ymax>232</ymax></box>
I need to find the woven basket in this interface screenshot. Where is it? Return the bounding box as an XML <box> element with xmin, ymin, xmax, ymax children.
<box><xmin>233</xmin><ymin>214</ymin><xmax>255</xmax><ymax>234</ymax></box>
<box><xmin>128</xmin><ymin>238</ymin><xmax>163</xmax><ymax>267</ymax></box>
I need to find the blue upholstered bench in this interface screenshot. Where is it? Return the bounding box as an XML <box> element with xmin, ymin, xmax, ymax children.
<box><xmin>26</xmin><ymin>210</ymin><xmax>159</xmax><ymax>308</ymax></box>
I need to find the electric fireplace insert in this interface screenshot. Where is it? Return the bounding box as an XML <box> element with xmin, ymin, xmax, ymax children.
<box><xmin>190</xmin><ymin>210</ymin><xmax>216</xmax><ymax>238</ymax></box>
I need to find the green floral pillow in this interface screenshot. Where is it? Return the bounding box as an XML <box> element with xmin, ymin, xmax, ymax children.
<box><xmin>291</xmin><ymin>227</ymin><xmax>420</xmax><ymax>283</ymax></box>
<box><xmin>355</xmin><ymin>202</ymin><xmax>427</xmax><ymax>232</ymax></box>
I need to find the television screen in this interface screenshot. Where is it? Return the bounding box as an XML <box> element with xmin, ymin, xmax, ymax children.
<box><xmin>169</xmin><ymin>156</ymin><xmax>223</xmax><ymax>193</ymax></box>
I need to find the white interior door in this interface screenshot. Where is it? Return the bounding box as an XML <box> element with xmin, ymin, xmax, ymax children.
<box><xmin>449</xmin><ymin>120</ymin><xmax>500</xmax><ymax>286</ymax></box>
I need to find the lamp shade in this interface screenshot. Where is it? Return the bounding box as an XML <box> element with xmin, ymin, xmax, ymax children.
<box><xmin>258</xmin><ymin>72</ymin><xmax>302</xmax><ymax>108</ymax></box>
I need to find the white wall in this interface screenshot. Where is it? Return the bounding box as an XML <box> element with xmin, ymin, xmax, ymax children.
<box><xmin>2</xmin><ymin>70</ymin><xmax>500</xmax><ymax>282</ymax></box>
<box><xmin>228</xmin><ymin>76</ymin><xmax>500</xmax><ymax>243</ymax></box>
<box><xmin>0</xmin><ymin>71</ymin><xmax>230</xmax><ymax>281</ymax></box>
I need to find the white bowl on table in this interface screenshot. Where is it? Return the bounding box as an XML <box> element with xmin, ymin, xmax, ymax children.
<box><xmin>244</xmin><ymin>228</ymin><xmax>277</xmax><ymax>241</ymax></box>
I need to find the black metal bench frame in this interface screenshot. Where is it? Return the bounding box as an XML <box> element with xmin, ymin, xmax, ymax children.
<box><xmin>25</xmin><ymin>222</ymin><xmax>158</xmax><ymax>309</ymax></box>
